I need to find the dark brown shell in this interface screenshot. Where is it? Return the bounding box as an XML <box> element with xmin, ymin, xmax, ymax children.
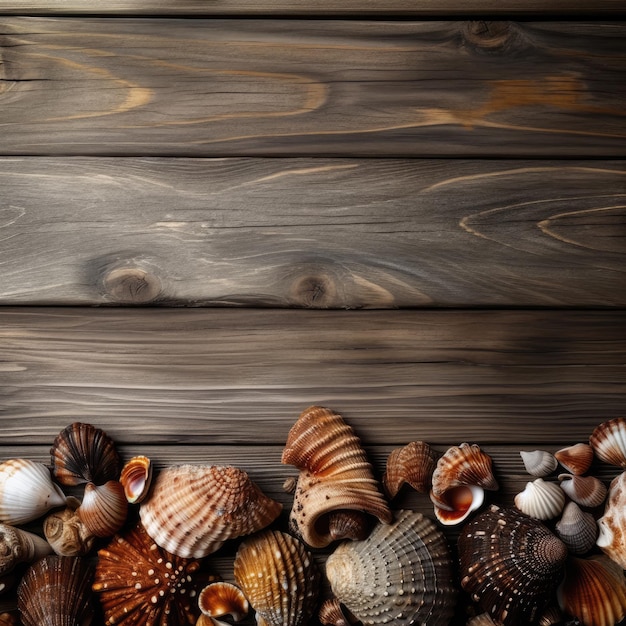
<box><xmin>382</xmin><ymin>441</ymin><xmax>437</xmax><ymax>499</ymax></box>
<box><xmin>458</xmin><ymin>505</ymin><xmax>568</xmax><ymax>626</ymax></box>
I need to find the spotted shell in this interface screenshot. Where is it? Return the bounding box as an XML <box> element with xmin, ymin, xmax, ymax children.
<box><xmin>554</xmin><ymin>501</ymin><xmax>598</xmax><ymax>555</ymax></box>
<box><xmin>458</xmin><ymin>504</ymin><xmax>568</xmax><ymax>626</ymax></box>
<box><xmin>281</xmin><ymin>406</ymin><xmax>391</xmax><ymax>548</ymax></box>
<box><xmin>558</xmin><ymin>473</ymin><xmax>607</xmax><ymax>508</ymax></box>
<box><xmin>0</xmin><ymin>523</ymin><xmax>53</xmax><ymax>575</ymax></box>
<box><xmin>589</xmin><ymin>418</ymin><xmax>626</xmax><ymax>468</ymax></box>
<box><xmin>555</xmin><ymin>443</ymin><xmax>594</xmax><ymax>476</ymax></box>
<box><xmin>140</xmin><ymin>464</ymin><xmax>282</xmax><ymax>558</ymax></box>
<box><xmin>234</xmin><ymin>529</ymin><xmax>320</xmax><ymax>626</ymax></box>
<box><xmin>519</xmin><ymin>450</ymin><xmax>558</xmax><ymax>478</ymax></box>
<box><xmin>51</xmin><ymin>422</ymin><xmax>121</xmax><ymax>486</ymax></box>
<box><xmin>17</xmin><ymin>555</ymin><xmax>94</xmax><ymax>626</ymax></box>
<box><xmin>382</xmin><ymin>441</ymin><xmax>437</xmax><ymax>499</ymax></box>
<box><xmin>325</xmin><ymin>509</ymin><xmax>457</xmax><ymax>626</ymax></box>
<box><xmin>120</xmin><ymin>455</ymin><xmax>153</xmax><ymax>504</ymax></box>
<box><xmin>78</xmin><ymin>480</ymin><xmax>128</xmax><ymax>538</ymax></box>
<box><xmin>43</xmin><ymin>496</ymin><xmax>95</xmax><ymax>557</ymax></box>
<box><xmin>597</xmin><ymin>471</ymin><xmax>626</xmax><ymax>569</ymax></box>
<box><xmin>514</xmin><ymin>478</ymin><xmax>565</xmax><ymax>520</ymax></box>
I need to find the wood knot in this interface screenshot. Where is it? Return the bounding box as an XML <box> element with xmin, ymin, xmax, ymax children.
<box><xmin>102</xmin><ymin>267</ymin><xmax>162</xmax><ymax>304</ymax></box>
<box><xmin>462</xmin><ymin>21</ymin><xmax>515</xmax><ymax>53</ymax></box>
<box><xmin>290</xmin><ymin>273</ymin><xmax>337</xmax><ymax>308</ymax></box>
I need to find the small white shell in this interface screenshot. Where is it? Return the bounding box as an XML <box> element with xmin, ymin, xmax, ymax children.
<box><xmin>514</xmin><ymin>478</ymin><xmax>565</xmax><ymax>520</ymax></box>
<box><xmin>520</xmin><ymin>450</ymin><xmax>558</xmax><ymax>478</ymax></box>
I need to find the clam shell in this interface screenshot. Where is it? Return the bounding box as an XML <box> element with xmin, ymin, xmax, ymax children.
<box><xmin>325</xmin><ymin>509</ymin><xmax>457</xmax><ymax>626</ymax></box>
<box><xmin>433</xmin><ymin>484</ymin><xmax>485</xmax><ymax>526</ymax></box>
<box><xmin>557</xmin><ymin>554</ymin><xmax>626</xmax><ymax>626</ymax></box>
<box><xmin>519</xmin><ymin>450</ymin><xmax>558</xmax><ymax>478</ymax></box>
<box><xmin>140</xmin><ymin>464</ymin><xmax>282</xmax><ymax>558</ymax></box>
<box><xmin>51</xmin><ymin>422</ymin><xmax>121</xmax><ymax>486</ymax></box>
<box><xmin>382</xmin><ymin>441</ymin><xmax>437</xmax><ymax>499</ymax></box>
<box><xmin>555</xmin><ymin>443</ymin><xmax>594</xmax><ymax>476</ymax></box>
<box><xmin>514</xmin><ymin>477</ymin><xmax>565</xmax><ymax>520</ymax></box>
<box><xmin>234</xmin><ymin>529</ymin><xmax>320</xmax><ymax>626</ymax></box>
<box><xmin>597</xmin><ymin>471</ymin><xmax>626</xmax><ymax>569</ymax></box>
<box><xmin>120</xmin><ymin>455</ymin><xmax>153</xmax><ymax>504</ymax></box>
<box><xmin>43</xmin><ymin>495</ymin><xmax>95</xmax><ymax>556</ymax></box>
<box><xmin>558</xmin><ymin>473</ymin><xmax>607</xmax><ymax>508</ymax></box>
<box><xmin>17</xmin><ymin>555</ymin><xmax>94</xmax><ymax>626</ymax></box>
<box><xmin>458</xmin><ymin>504</ymin><xmax>568</xmax><ymax>626</ymax></box>
<box><xmin>554</xmin><ymin>501</ymin><xmax>598</xmax><ymax>555</ymax></box>
<box><xmin>198</xmin><ymin>582</ymin><xmax>249</xmax><ymax>621</ymax></box>
<box><xmin>78</xmin><ymin>480</ymin><xmax>128</xmax><ymax>538</ymax></box>
<box><xmin>589</xmin><ymin>418</ymin><xmax>626</xmax><ymax>468</ymax></box>
<box><xmin>281</xmin><ymin>406</ymin><xmax>391</xmax><ymax>548</ymax></box>
<box><xmin>0</xmin><ymin>459</ymin><xmax>67</xmax><ymax>525</ymax></box>
<box><xmin>0</xmin><ymin>523</ymin><xmax>53</xmax><ymax>575</ymax></box>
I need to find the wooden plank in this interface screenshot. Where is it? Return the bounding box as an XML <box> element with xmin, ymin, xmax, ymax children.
<box><xmin>1</xmin><ymin>19</ymin><xmax>625</xmax><ymax>157</ymax></box>
<box><xmin>1</xmin><ymin>308</ymin><xmax>624</xmax><ymax>446</ymax></box>
<box><xmin>0</xmin><ymin>158</ymin><xmax>624</xmax><ymax>307</ymax></box>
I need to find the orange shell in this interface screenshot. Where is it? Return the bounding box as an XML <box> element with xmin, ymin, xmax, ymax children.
<box><xmin>120</xmin><ymin>456</ymin><xmax>153</xmax><ymax>504</ymax></box>
<box><xmin>590</xmin><ymin>418</ymin><xmax>626</xmax><ymax>468</ymax></box>
<box><xmin>555</xmin><ymin>443</ymin><xmax>594</xmax><ymax>476</ymax></box>
<box><xmin>78</xmin><ymin>480</ymin><xmax>128</xmax><ymax>538</ymax></box>
<box><xmin>198</xmin><ymin>581</ymin><xmax>248</xmax><ymax>620</ymax></box>
<box><xmin>382</xmin><ymin>441</ymin><xmax>437</xmax><ymax>499</ymax></box>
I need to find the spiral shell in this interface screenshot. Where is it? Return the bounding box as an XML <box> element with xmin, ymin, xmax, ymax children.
<box><xmin>558</xmin><ymin>473</ymin><xmax>607</xmax><ymax>508</ymax></box>
<box><xmin>555</xmin><ymin>443</ymin><xmax>594</xmax><ymax>476</ymax></box>
<box><xmin>0</xmin><ymin>459</ymin><xmax>67</xmax><ymax>525</ymax></box>
<box><xmin>43</xmin><ymin>496</ymin><xmax>95</xmax><ymax>556</ymax></box>
<box><xmin>325</xmin><ymin>509</ymin><xmax>457</xmax><ymax>626</ymax></box>
<box><xmin>0</xmin><ymin>523</ymin><xmax>53</xmax><ymax>575</ymax></box>
<box><xmin>433</xmin><ymin>484</ymin><xmax>485</xmax><ymax>526</ymax></box>
<box><xmin>590</xmin><ymin>418</ymin><xmax>626</xmax><ymax>468</ymax></box>
<box><xmin>120</xmin><ymin>455</ymin><xmax>153</xmax><ymax>504</ymax></box>
<box><xmin>281</xmin><ymin>406</ymin><xmax>391</xmax><ymax>548</ymax></box>
<box><xmin>140</xmin><ymin>464</ymin><xmax>281</xmax><ymax>558</ymax></box>
<box><xmin>520</xmin><ymin>450</ymin><xmax>558</xmax><ymax>478</ymax></box>
<box><xmin>597</xmin><ymin>471</ymin><xmax>626</xmax><ymax>569</ymax></box>
<box><xmin>234</xmin><ymin>529</ymin><xmax>319</xmax><ymax>626</ymax></box>
<box><xmin>382</xmin><ymin>441</ymin><xmax>437</xmax><ymax>499</ymax></box>
<box><xmin>554</xmin><ymin>501</ymin><xmax>598</xmax><ymax>555</ymax></box>
<box><xmin>458</xmin><ymin>504</ymin><xmax>568</xmax><ymax>626</ymax></box>
<box><xmin>78</xmin><ymin>480</ymin><xmax>128</xmax><ymax>538</ymax></box>
<box><xmin>514</xmin><ymin>478</ymin><xmax>565</xmax><ymax>520</ymax></box>
<box><xmin>198</xmin><ymin>581</ymin><xmax>249</xmax><ymax>622</ymax></box>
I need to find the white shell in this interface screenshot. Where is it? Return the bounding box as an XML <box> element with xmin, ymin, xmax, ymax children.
<box><xmin>520</xmin><ymin>450</ymin><xmax>558</xmax><ymax>477</ymax></box>
<box><xmin>514</xmin><ymin>478</ymin><xmax>565</xmax><ymax>520</ymax></box>
<box><xmin>597</xmin><ymin>471</ymin><xmax>626</xmax><ymax>569</ymax></box>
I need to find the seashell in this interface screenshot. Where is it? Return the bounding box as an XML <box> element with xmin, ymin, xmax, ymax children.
<box><xmin>140</xmin><ymin>464</ymin><xmax>281</xmax><ymax>558</ymax></box>
<box><xmin>0</xmin><ymin>523</ymin><xmax>53</xmax><ymax>575</ymax></box>
<box><xmin>120</xmin><ymin>455</ymin><xmax>153</xmax><ymax>504</ymax></box>
<box><xmin>589</xmin><ymin>417</ymin><xmax>626</xmax><ymax>468</ymax></box>
<box><xmin>597</xmin><ymin>471</ymin><xmax>626</xmax><ymax>569</ymax></box>
<box><xmin>78</xmin><ymin>480</ymin><xmax>128</xmax><ymax>538</ymax></box>
<box><xmin>0</xmin><ymin>613</ymin><xmax>18</xmax><ymax>626</ymax></box>
<box><xmin>234</xmin><ymin>529</ymin><xmax>320</xmax><ymax>626</ymax></box>
<box><xmin>17</xmin><ymin>555</ymin><xmax>94</xmax><ymax>626</ymax></box>
<box><xmin>281</xmin><ymin>406</ymin><xmax>391</xmax><ymax>548</ymax></box>
<box><xmin>520</xmin><ymin>450</ymin><xmax>558</xmax><ymax>478</ymax></box>
<box><xmin>555</xmin><ymin>501</ymin><xmax>598</xmax><ymax>555</ymax></box>
<box><xmin>433</xmin><ymin>484</ymin><xmax>485</xmax><ymax>526</ymax></box>
<box><xmin>431</xmin><ymin>442</ymin><xmax>498</xmax><ymax>511</ymax></box>
<box><xmin>537</xmin><ymin>605</ymin><xmax>565</xmax><ymax>626</ymax></box>
<box><xmin>0</xmin><ymin>459</ymin><xmax>67</xmax><ymax>525</ymax></box>
<box><xmin>557</xmin><ymin>554</ymin><xmax>626</xmax><ymax>626</ymax></box>
<box><xmin>458</xmin><ymin>504</ymin><xmax>568</xmax><ymax>626</ymax></box>
<box><xmin>43</xmin><ymin>495</ymin><xmax>95</xmax><ymax>556</ymax></box>
<box><xmin>555</xmin><ymin>443</ymin><xmax>594</xmax><ymax>475</ymax></box>
<box><xmin>514</xmin><ymin>477</ymin><xmax>565</xmax><ymax>520</ymax></box>
<box><xmin>325</xmin><ymin>509</ymin><xmax>457</xmax><ymax>626</ymax></box>
<box><xmin>382</xmin><ymin>441</ymin><xmax>437</xmax><ymax>499</ymax></box>
<box><xmin>558</xmin><ymin>473</ymin><xmax>607</xmax><ymax>508</ymax></box>
<box><xmin>51</xmin><ymin>421</ymin><xmax>121</xmax><ymax>486</ymax></box>
<box><xmin>318</xmin><ymin>598</ymin><xmax>355</xmax><ymax>626</ymax></box>
<box><xmin>198</xmin><ymin>581</ymin><xmax>248</xmax><ymax>622</ymax></box>
<box><xmin>467</xmin><ymin>614</ymin><xmax>499</xmax><ymax>626</ymax></box>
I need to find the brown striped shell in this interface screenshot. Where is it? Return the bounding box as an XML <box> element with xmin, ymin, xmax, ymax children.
<box><xmin>140</xmin><ymin>464</ymin><xmax>282</xmax><ymax>558</ymax></box>
<box><xmin>597</xmin><ymin>471</ymin><xmax>626</xmax><ymax>569</ymax></box>
<box><xmin>281</xmin><ymin>406</ymin><xmax>392</xmax><ymax>548</ymax></box>
<box><xmin>382</xmin><ymin>441</ymin><xmax>437</xmax><ymax>499</ymax></box>
<box><xmin>558</xmin><ymin>473</ymin><xmax>607</xmax><ymax>508</ymax></box>
<box><xmin>458</xmin><ymin>505</ymin><xmax>568</xmax><ymax>626</ymax></box>
<box><xmin>234</xmin><ymin>529</ymin><xmax>320</xmax><ymax>626</ymax></box>
<box><xmin>589</xmin><ymin>418</ymin><xmax>626</xmax><ymax>468</ymax></box>
<box><xmin>78</xmin><ymin>480</ymin><xmax>128</xmax><ymax>538</ymax></box>
<box><xmin>325</xmin><ymin>509</ymin><xmax>457</xmax><ymax>626</ymax></box>
<box><xmin>554</xmin><ymin>443</ymin><xmax>594</xmax><ymax>476</ymax></box>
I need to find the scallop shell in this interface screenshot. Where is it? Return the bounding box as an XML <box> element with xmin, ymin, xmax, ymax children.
<box><xmin>234</xmin><ymin>529</ymin><xmax>320</xmax><ymax>626</ymax></box>
<box><xmin>17</xmin><ymin>555</ymin><xmax>94</xmax><ymax>626</ymax></box>
<box><xmin>597</xmin><ymin>471</ymin><xmax>626</xmax><ymax>569</ymax></box>
<box><xmin>514</xmin><ymin>478</ymin><xmax>565</xmax><ymax>520</ymax></box>
<box><xmin>120</xmin><ymin>455</ymin><xmax>153</xmax><ymax>504</ymax></box>
<box><xmin>519</xmin><ymin>450</ymin><xmax>558</xmax><ymax>478</ymax></box>
<box><xmin>433</xmin><ymin>484</ymin><xmax>485</xmax><ymax>526</ymax></box>
<box><xmin>458</xmin><ymin>504</ymin><xmax>568</xmax><ymax>626</ymax></box>
<box><xmin>554</xmin><ymin>501</ymin><xmax>598</xmax><ymax>555</ymax></box>
<box><xmin>198</xmin><ymin>582</ymin><xmax>249</xmax><ymax>621</ymax></box>
<box><xmin>557</xmin><ymin>554</ymin><xmax>626</xmax><ymax>626</ymax></box>
<box><xmin>325</xmin><ymin>509</ymin><xmax>457</xmax><ymax>626</ymax></box>
<box><xmin>140</xmin><ymin>464</ymin><xmax>282</xmax><ymax>558</ymax></box>
<box><xmin>318</xmin><ymin>598</ymin><xmax>354</xmax><ymax>626</ymax></box>
<box><xmin>0</xmin><ymin>459</ymin><xmax>67</xmax><ymax>525</ymax></box>
<box><xmin>51</xmin><ymin>422</ymin><xmax>121</xmax><ymax>486</ymax></box>
<box><xmin>555</xmin><ymin>443</ymin><xmax>594</xmax><ymax>476</ymax></box>
<box><xmin>382</xmin><ymin>441</ymin><xmax>437</xmax><ymax>499</ymax></box>
<box><xmin>43</xmin><ymin>495</ymin><xmax>95</xmax><ymax>556</ymax></box>
<box><xmin>281</xmin><ymin>406</ymin><xmax>391</xmax><ymax>548</ymax></box>
<box><xmin>589</xmin><ymin>418</ymin><xmax>626</xmax><ymax>468</ymax></box>
<box><xmin>0</xmin><ymin>523</ymin><xmax>53</xmax><ymax>575</ymax></box>
<box><xmin>78</xmin><ymin>480</ymin><xmax>128</xmax><ymax>538</ymax></box>
<box><xmin>558</xmin><ymin>473</ymin><xmax>607</xmax><ymax>508</ymax></box>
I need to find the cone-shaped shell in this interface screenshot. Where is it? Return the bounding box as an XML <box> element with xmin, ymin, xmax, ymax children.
<box><xmin>44</xmin><ymin>496</ymin><xmax>95</xmax><ymax>557</ymax></box>
<box><xmin>382</xmin><ymin>441</ymin><xmax>436</xmax><ymax>499</ymax></box>
<box><xmin>51</xmin><ymin>422</ymin><xmax>121</xmax><ymax>486</ymax></box>
<box><xmin>590</xmin><ymin>418</ymin><xmax>626</xmax><ymax>468</ymax></box>
<box><xmin>325</xmin><ymin>509</ymin><xmax>457</xmax><ymax>626</ymax></box>
<box><xmin>520</xmin><ymin>450</ymin><xmax>558</xmax><ymax>478</ymax></box>
<box><xmin>198</xmin><ymin>582</ymin><xmax>249</xmax><ymax>621</ymax></box>
<box><xmin>234</xmin><ymin>529</ymin><xmax>319</xmax><ymax>626</ymax></box>
<box><xmin>514</xmin><ymin>478</ymin><xmax>565</xmax><ymax>520</ymax></box>
<box><xmin>555</xmin><ymin>501</ymin><xmax>598</xmax><ymax>555</ymax></box>
<box><xmin>78</xmin><ymin>480</ymin><xmax>128</xmax><ymax>538</ymax></box>
<box><xmin>557</xmin><ymin>555</ymin><xmax>626</xmax><ymax>626</ymax></box>
<box><xmin>120</xmin><ymin>455</ymin><xmax>153</xmax><ymax>504</ymax></box>
<box><xmin>558</xmin><ymin>474</ymin><xmax>607</xmax><ymax>508</ymax></box>
<box><xmin>597</xmin><ymin>471</ymin><xmax>626</xmax><ymax>569</ymax></box>
<box><xmin>433</xmin><ymin>484</ymin><xmax>485</xmax><ymax>526</ymax></box>
<box><xmin>17</xmin><ymin>555</ymin><xmax>94</xmax><ymax>626</ymax></box>
<box><xmin>458</xmin><ymin>505</ymin><xmax>568</xmax><ymax>626</ymax></box>
<box><xmin>140</xmin><ymin>464</ymin><xmax>282</xmax><ymax>558</ymax></box>
<box><xmin>0</xmin><ymin>459</ymin><xmax>67</xmax><ymax>525</ymax></box>
<box><xmin>555</xmin><ymin>443</ymin><xmax>594</xmax><ymax>476</ymax></box>
<box><xmin>281</xmin><ymin>406</ymin><xmax>391</xmax><ymax>548</ymax></box>
<box><xmin>0</xmin><ymin>523</ymin><xmax>53</xmax><ymax>576</ymax></box>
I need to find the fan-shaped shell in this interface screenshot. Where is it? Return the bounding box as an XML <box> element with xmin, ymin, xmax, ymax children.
<box><xmin>382</xmin><ymin>441</ymin><xmax>437</xmax><ymax>499</ymax></box>
<box><xmin>17</xmin><ymin>555</ymin><xmax>94</xmax><ymax>626</ymax></box>
<box><xmin>597</xmin><ymin>471</ymin><xmax>626</xmax><ymax>569</ymax></box>
<box><xmin>590</xmin><ymin>418</ymin><xmax>626</xmax><ymax>468</ymax></box>
<box><xmin>555</xmin><ymin>501</ymin><xmax>598</xmax><ymax>555</ymax></box>
<box><xmin>51</xmin><ymin>422</ymin><xmax>121</xmax><ymax>486</ymax></box>
<box><xmin>78</xmin><ymin>480</ymin><xmax>128</xmax><ymax>538</ymax></box>
<box><xmin>120</xmin><ymin>455</ymin><xmax>153</xmax><ymax>504</ymax></box>
<box><xmin>318</xmin><ymin>598</ymin><xmax>354</xmax><ymax>626</ymax></box>
<box><xmin>0</xmin><ymin>523</ymin><xmax>53</xmax><ymax>575</ymax></box>
<box><xmin>558</xmin><ymin>474</ymin><xmax>607</xmax><ymax>508</ymax></box>
<box><xmin>44</xmin><ymin>496</ymin><xmax>95</xmax><ymax>556</ymax></box>
<box><xmin>555</xmin><ymin>443</ymin><xmax>594</xmax><ymax>476</ymax></box>
<box><xmin>514</xmin><ymin>478</ymin><xmax>565</xmax><ymax>520</ymax></box>
<box><xmin>0</xmin><ymin>459</ymin><xmax>67</xmax><ymax>525</ymax></box>
<box><xmin>281</xmin><ymin>406</ymin><xmax>391</xmax><ymax>548</ymax></box>
<box><xmin>520</xmin><ymin>450</ymin><xmax>558</xmax><ymax>478</ymax></box>
<box><xmin>325</xmin><ymin>509</ymin><xmax>457</xmax><ymax>626</ymax></box>
<box><xmin>458</xmin><ymin>504</ymin><xmax>568</xmax><ymax>626</ymax></box>
<box><xmin>234</xmin><ymin>529</ymin><xmax>319</xmax><ymax>626</ymax></box>
<box><xmin>557</xmin><ymin>555</ymin><xmax>626</xmax><ymax>626</ymax></box>
<box><xmin>140</xmin><ymin>464</ymin><xmax>281</xmax><ymax>558</ymax></box>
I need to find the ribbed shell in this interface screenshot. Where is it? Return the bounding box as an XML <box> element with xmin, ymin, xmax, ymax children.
<box><xmin>555</xmin><ymin>501</ymin><xmax>598</xmax><ymax>555</ymax></box>
<box><xmin>520</xmin><ymin>450</ymin><xmax>558</xmax><ymax>478</ymax></box>
<box><xmin>458</xmin><ymin>505</ymin><xmax>568</xmax><ymax>626</ymax></box>
<box><xmin>558</xmin><ymin>474</ymin><xmax>607</xmax><ymax>508</ymax></box>
<box><xmin>51</xmin><ymin>422</ymin><xmax>121</xmax><ymax>486</ymax></box>
<box><xmin>325</xmin><ymin>509</ymin><xmax>457</xmax><ymax>626</ymax></box>
<box><xmin>597</xmin><ymin>471</ymin><xmax>626</xmax><ymax>569</ymax></box>
<box><xmin>140</xmin><ymin>464</ymin><xmax>282</xmax><ymax>558</ymax></box>
<box><xmin>0</xmin><ymin>523</ymin><xmax>53</xmax><ymax>575</ymax></box>
<box><xmin>281</xmin><ymin>406</ymin><xmax>391</xmax><ymax>548</ymax></box>
<box><xmin>78</xmin><ymin>480</ymin><xmax>128</xmax><ymax>538</ymax></box>
<box><xmin>514</xmin><ymin>478</ymin><xmax>565</xmax><ymax>520</ymax></box>
<box><xmin>555</xmin><ymin>443</ymin><xmax>594</xmax><ymax>476</ymax></box>
<box><xmin>17</xmin><ymin>555</ymin><xmax>94</xmax><ymax>626</ymax></box>
<box><xmin>590</xmin><ymin>418</ymin><xmax>626</xmax><ymax>468</ymax></box>
<box><xmin>198</xmin><ymin>582</ymin><xmax>249</xmax><ymax>621</ymax></box>
<box><xmin>234</xmin><ymin>529</ymin><xmax>319</xmax><ymax>626</ymax></box>
<box><xmin>382</xmin><ymin>441</ymin><xmax>437</xmax><ymax>499</ymax></box>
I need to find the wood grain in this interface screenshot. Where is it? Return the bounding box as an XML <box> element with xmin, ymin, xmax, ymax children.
<box><xmin>1</xmin><ymin>19</ymin><xmax>625</xmax><ymax>156</ymax></box>
<box><xmin>0</xmin><ymin>158</ymin><xmax>624</xmax><ymax>307</ymax></box>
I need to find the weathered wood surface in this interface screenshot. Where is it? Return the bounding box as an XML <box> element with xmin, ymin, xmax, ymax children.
<box><xmin>1</xmin><ymin>19</ymin><xmax>625</xmax><ymax>157</ymax></box>
<box><xmin>1</xmin><ymin>308</ymin><xmax>624</xmax><ymax>446</ymax></box>
<box><xmin>0</xmin><ymin>158</ymin><xmax>624</xmax><ymax>307</ymax></box>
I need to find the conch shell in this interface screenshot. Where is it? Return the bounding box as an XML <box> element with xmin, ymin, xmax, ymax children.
<box><xmin>597</xmin><ymin>471</ymin><xmax>626</xmax><ymax>569</ymax></box>
<box><xmin>43</xmin><ymin>496</ymin><xmax>95</xmax><ymax>556</ymax></box>
<box><xmin>325</xmin><ymin>509</ymin><xmax>457</xmax><ymax>626</ymax></box>
<box><xmin>0</xmin><ymin>523</ymin><xmax>53</xmax><ymax>575</ymax></box>
<box><xmin>382</xmin><ymin>441</ymin><xmax>437</xmax><ymax>499</ymax></box>
<box><xmin>140</xmin><ymin>464</ymin><xmax>281</xmax><ymax>558</ymax></box>
<box><xmin>589</xmin><ymin>418</ymin><xmax>626</xmax><ymax>468</ymax></box>
<box><xmin>281</xmin><ymin>406</ymin><xmax>392</xmax><ymax>548</ymax></box>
